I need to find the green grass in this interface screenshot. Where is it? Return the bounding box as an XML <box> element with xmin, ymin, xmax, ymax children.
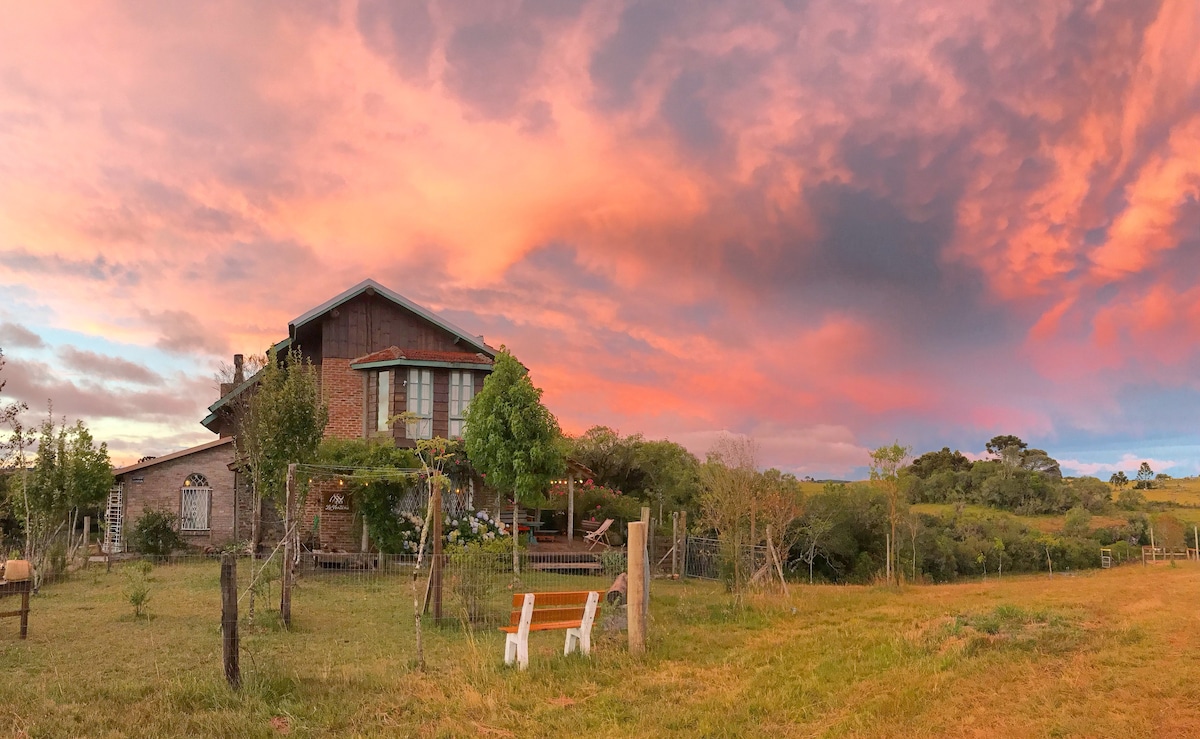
<box><xmin>6</xmin><ymin>560</ymin><xmax>1200</xmax><ymax>736</ymax></box>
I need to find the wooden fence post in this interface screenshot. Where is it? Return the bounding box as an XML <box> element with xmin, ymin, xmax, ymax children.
<box><xmin>431</xmin><ymin>480</ymin><xmax>444</xmax><ymax>621</ymax></box>
<box><xmin>679</xmin><ymin>511</ymin><xmax>688</xmax><ymax>579</ymax></box>
<box><xmin>281</xmin><ymin>463</ymin><xmax>295</xmax><ymax>629</ymax></box>
<box><xmin>671</xmin><ymin>512</ymin><xmax>678</xmax><ymax>578</ymax></box>
<box><xmin>628</xmin><ymin>521</ymin><xmax>647</xmax><ymax>655</ymax></box>
<box><xmin>221</xmin><ymin>553</ymin><xmax>240</xmax><ymax>689</ymax></box>
<box><xmin>640</xmin><ymin>507</ymin><xmax>650</xmax><ymax>617</ymax></box>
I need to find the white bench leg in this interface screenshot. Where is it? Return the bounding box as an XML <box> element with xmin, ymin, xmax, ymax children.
<box><xmin>504</xmin><ymin>633</ymin><xmax>518</xmax><ymax>666</ymax></box>
<box><xmin>565</xmin><ymin>628</ymin><xmax>580</xmax><ymax>655</ymax></box>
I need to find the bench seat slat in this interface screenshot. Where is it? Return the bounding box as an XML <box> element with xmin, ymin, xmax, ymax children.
<box><xmin>508</xmin><ymin>606</ymin><xmax>591</xmax><ymax>628</ymax></box>
<box><xmin>510</xmin><ymin>590</ymin><xmax>595</xmax><ymax>608</ymax></box>
<box><xmin>499</xmin><ymin>620</ymin><xmax>588</xmax><ymax>633</ymax></box>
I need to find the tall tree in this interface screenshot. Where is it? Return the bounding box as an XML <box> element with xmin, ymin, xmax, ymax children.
<box><xmin>985</xmin><ymin>435</ymin><xmax>1027</xmax><ymax>457</ymax></box>
<box><xmin>463</xmin><ymin>349</ymin><xmax>564</xmax><ymax>575</ymax></box>
<box><xmin>870</xmin><ymin>442</ymin><xmax>911</xmax><ymax>585</ymax></box>
<box><xmin>1109</xmin><ymin>471</ymin><xmax>1129</xmax><ymax>489</ymax></box>
<box><xmin>1135</xmin><ymin>462</ymin><xmax>1155</xmax><ymax>490</ymax></box>
<box><xmin>17</xmin><ymin>410</ymin><xmax>111</xmax><ymax>590</ymax></box>
<box><xmin>235</xmin><ymin>346</ymin><xmax>329</xmax><ymax>552</ymax></box>
<box><xmin>698</xmin><ymin>434</ymin><xmax>758</xmax><ymax>598</ymax></box>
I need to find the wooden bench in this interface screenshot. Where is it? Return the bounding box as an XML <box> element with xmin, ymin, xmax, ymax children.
<box><xmin>499</xmin><ymin>590</ymin><xmax>601</xmax><ymax>670</ymax></box>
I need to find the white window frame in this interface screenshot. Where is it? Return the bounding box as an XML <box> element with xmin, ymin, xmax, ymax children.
<box><xmin>376</xmin><ymin>369</ymin><xmax>391</xmax><ymax>432</ymax></box>
<box><xmin>449</xmin><ymin>371</ymin><xmax>474</xmax><ymax>439</ymax></box>
<box><xmin>180</xmin><ymin>473</ymin><xmax>211</xmax><ymax>532</ymax></box>
<box><xmin>406</xmin><ymin>368</ymin><xmax>433</xmax><ymax>440</ymax></box>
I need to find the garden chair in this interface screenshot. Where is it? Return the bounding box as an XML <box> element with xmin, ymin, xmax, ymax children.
<box><xmin>583</xmin><ymin>518</ymin><xmax>615</xmax><ymax>550</ymax></box>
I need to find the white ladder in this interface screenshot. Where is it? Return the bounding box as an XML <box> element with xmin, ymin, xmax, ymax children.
<box><xmin>104</xmin><ymin>484</ymin><xmax>124</xmax><ymax>554</ymax></box>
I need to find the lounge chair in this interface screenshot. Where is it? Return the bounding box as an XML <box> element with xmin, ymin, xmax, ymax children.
<box><xmin>583</xmin><ymin>518</ymin><xmax>615</xmax><ymax>550</ymax></box>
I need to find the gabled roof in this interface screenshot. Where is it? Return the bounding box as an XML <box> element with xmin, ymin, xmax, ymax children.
<box><xmin>200</xmin><ymin>337</ymin><xmax>290</xmax><ymax>430</ymax></box>
<box><xmin>350</xmin><ymin>346</ymin><xmax>494</xmax><ymax>370</ymax></box>
<box><xmin>290</xmin><ymin>279</ymin><xmax>495</xmax><ymax>356</ymax></box>
<box><xmin>113</xmin><ymin>437</ymin><xmax>234</xmax><ymax>476</ymax></box>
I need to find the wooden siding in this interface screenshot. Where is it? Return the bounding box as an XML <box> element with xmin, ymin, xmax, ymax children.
<box><xmin>432</xmin><ymin>370</ymin><xmax>449</xmax><ymax>439</ymax></box>
<box><xmin>319</xmin><ymin>293</ymin><xmax>465</xmax><ymax>360</ymax></box>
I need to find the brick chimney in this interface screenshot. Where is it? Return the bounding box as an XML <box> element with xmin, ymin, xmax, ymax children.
<box><xmin>233</xmin><ymin>354</ymin><xmax>245</xmax><ymax>385</ymax></box>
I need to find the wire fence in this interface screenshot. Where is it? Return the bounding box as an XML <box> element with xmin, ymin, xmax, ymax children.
<box><xmin>108</xmin><ymin>547</ymin><xmax>628</xmax><ymax>628</ymax></box>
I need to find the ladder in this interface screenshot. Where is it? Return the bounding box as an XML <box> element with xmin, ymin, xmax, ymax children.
<box><xmin>104</xmin><ymin>484</ymin><xmax>124</xmax><ymax>554</ymax></box>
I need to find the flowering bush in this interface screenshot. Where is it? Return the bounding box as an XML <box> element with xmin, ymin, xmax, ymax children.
<box><xmin>387</xmin><ymin>509</ymin><xmax>509</xmax><ymax>554</ymax></box>
<box><xmin>546</xmin><ymin>478</ymin><xmax>642</xmax><ymax>532</ymax></box>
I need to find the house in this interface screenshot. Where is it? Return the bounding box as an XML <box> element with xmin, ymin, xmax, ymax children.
<box><xmin>109</xmin><ymin>279</ymin><xmax>497</xmax><ymax>554</ymax></box>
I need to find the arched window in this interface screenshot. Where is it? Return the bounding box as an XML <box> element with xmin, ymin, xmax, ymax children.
<box><xmin>180</xmin><ymin>473</ymin><xmax>212</xmax><ymax>531</ymax></box>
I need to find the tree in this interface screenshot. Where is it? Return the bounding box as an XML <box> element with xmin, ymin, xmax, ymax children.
<box><xmin>1135</xmin><ymin>462</ymin><xmax>1155</xmax><ymax>490</ymax></box>
<box><xmin>463</xmin><ymin>349</ymin><xmax>564</xmax><ymax>575</ymax></box>
<box><xmin>795</xmin><ymin>514</ymin><xmax>834</xmax><ymax>584</ymax></box>
<box><xmin>1021</xmin><ymin>449</ymin><xmax>1062</xmax><ymax>479</ymax></box>
<box><xmin>870</xmin><ymin>442</ymin><xmax>911</xmax><ymax>585</ymax></box>
<box><xmin>235</xmin><ymin>346</ymin><xmax>329</xmax><ymax>552</ymax></box>
<box><xmin>698</xmin><ymin>434</ymin><xmax>758</xmax><ymax>598</ymax></box>
<box><xmin>17</xmin><ymin>409</ymin><xmax>112</xmax><ymax>590</ymax></box>
<box><xmin>985</xmin><ymin>435</ymin><xmax>1027</xmax><ymax>457</ymax></box>
<box><xmin>907</xmin><ymin>447</ymin><xmax>973</xmax><ymax>479</ymax></box>
<box><xmin>1116</xmin><ymin>487</ymin><xmax>1146</xmax><ymax>511</ymax></box>
<box><xmin>1109</xmin><ymin>471</ymin><xmax>1129</xmax><ymax>489</ymax></box>
<box><xmin>1063</xmin><ymin>506</ymin><xmax>1091</xmax><ymax>537</ymax></box>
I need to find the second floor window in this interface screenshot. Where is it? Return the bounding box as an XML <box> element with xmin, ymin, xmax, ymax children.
<box><xmin>406</xmin><ymin>368</ymin><xmax>432</xmax><ymax>439</ymax></box>
<box><xmin>376</xmin><ymin>370</ymin><xmax>391</xmax><ymax>432</ymax></box>
<box><xmin>449</xmin><ymin>371</ymin><xmax>474</xmax><ymax>438</ymax></box>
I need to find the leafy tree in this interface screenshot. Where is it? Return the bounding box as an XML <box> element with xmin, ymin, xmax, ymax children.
<box><xmin>1063</xmin><ymin>506</ymin><xmax>1092</xmax><ymax>537</ymax></box>
<box><xmin>1020</xmin><ymin>449</ymin><xmax>1062</xmax><ymax>479</ymax></box>
<box><xmin>907</xmin><ymin>447</ymin><xmax>973</xmax><ymax>479</ymax></box>
<box><xmin>698</xmin><ymin>434</ymin><xmax>758</xmax><ymax>597</ymax></box>
<box><xmin>1116</xmin><ymin>487</ymin><xmax>1146</xmax><ymax>511</ymax></box>
<box><xmin>985</xmin><ymin>435</ymin><xmax>1027</xmax><ymax>457</ymax></box>
<box><xmin>569</xmin><ymin>426</ymin><xmax>643</xmax><ymax>494</ymax></box>
<box><xmin>1135</xmin><ymin>462</ymin><xmax>1155</xmax><ymax>490</ymax></box>
<box><xmin>633</xmin><ymin>439</ymin><xmax>701</xmax><ymax>514</ymax></box>
<box><xmin>16</xmin><ymin>410</ymin><xmax>112</xmax><ymax>589</ymax></box>
<box><xmin>1069</xmin><ymin>476</ymin><xmax>1112</xmax><ymax>514</ymax></box>
<box><xmin>870</xmin><ymin>442</ymin><xmax>911</xmax><ymax>585</ymax></box>
<box><xmin>235</xmin><ymin>346</ymin><xmax>329</xmax><ymax>551</ymax></box>
<box><xmin>463</xmin><ymin>349</ymin><xmax>564</xmax><ymax>575</ymax></box>
<box><xmin>1109</xmin><ymin>471</ymin><xmax>1129</xmax><ymax>489</ymax></box>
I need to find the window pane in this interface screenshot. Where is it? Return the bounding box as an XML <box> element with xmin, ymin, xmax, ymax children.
<box><xmin>377</xmin><ymin>370</ymin><xmax>390</xmax><ymax>431</ymax></box>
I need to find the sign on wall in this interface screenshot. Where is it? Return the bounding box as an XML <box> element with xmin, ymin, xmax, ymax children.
<box><xmin>323</xmin><ymin>491</ymin><xmax>351</xmax><ymax>513</ymax></box>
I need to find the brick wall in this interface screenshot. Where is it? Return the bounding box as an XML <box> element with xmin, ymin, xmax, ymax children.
<box><xmin>116</xmin><ymin>442</ymin><xmax>238</xmax><ymax>550</ymax></box>
<box><xmin>303</xmin><ymin>479</ymin><xmax>365</xmax><ymax>551</ymax></box>
<box><xmin>321</xmin><ymin>358</ymin><xmax>364</xmax><ymax>439</ymax></box>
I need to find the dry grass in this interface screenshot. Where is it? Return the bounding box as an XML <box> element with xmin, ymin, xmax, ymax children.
<box><xmin>4</xmin><ymin>561</ymin><xmax>1200</xmax><ymax>737</ymax></box>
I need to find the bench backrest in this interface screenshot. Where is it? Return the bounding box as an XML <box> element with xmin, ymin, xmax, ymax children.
<box><xmin>508</xmin><ymin>591</ymin><xmax>601</xmax><ymax>629</ymax></box>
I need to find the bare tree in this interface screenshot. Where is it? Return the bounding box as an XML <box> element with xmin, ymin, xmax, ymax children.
<box><xmin>796</xmin><ymin>515</ymin><xmax>834</xmax><ymax>584</ymax></box>
<box><xmin>699</xmin><ymin>434</ymin><xmax>758</xmax><ymax>599</ymax></box>
<box><xmin>870</xmin><ymin>442</ymin><xmax>911</xmax><ymax>586</ymax></box>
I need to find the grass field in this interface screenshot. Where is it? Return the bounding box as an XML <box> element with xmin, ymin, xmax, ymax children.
<box><xmin>4</xmin><ymin>560</ymin><xmax>1200</xmax><ymax>737</ymax></box>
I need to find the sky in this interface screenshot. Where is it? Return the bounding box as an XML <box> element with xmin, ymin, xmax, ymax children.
<box><xmin>1</xmin><ymin>0</ymin><xmax>1199</xmax><ymax>478</ymax></box>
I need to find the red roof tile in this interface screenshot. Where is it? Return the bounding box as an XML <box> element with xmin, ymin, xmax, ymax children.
<box><xmin>352</xmin><ymin>346</ymin><xmax>493</xmax><ymax>366</ymax></box>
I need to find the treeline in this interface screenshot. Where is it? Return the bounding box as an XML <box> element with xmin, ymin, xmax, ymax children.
<box><xmin>904</xmin><ymin>435</ymin><xmax>1143</xmax><ymax>515</ymax></box>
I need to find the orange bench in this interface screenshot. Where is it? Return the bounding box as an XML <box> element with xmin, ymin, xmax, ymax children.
<box><xmin>499</xmin><ymin>590</ymin><xmax>601</xmax><ymax>669</ymax></box>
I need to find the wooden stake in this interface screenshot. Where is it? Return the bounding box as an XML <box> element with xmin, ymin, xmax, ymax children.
<box><xmin>220</xmin><ymin>553</ymin><xmax>240</xmax><ymax>689</ymax></box>
<box><xmin>281</xmin><ymin>464</ymin><xmax>295</xmax><ymax>628</ymax></box>
<box><xmin>81</xmin><ymin>516</ymin><xmax>90</xmax><ymax>560</ymax></box>
<box><xmin>671</xmin><ymin>512</ymin><xmax>679</xmax><ymax>578</ymax></box>
<box><xmin>627</xmin><ymin>521</ymin><xmax>647</xmax><ymax>655</ymax></box>
<box><xmin>640</xmin><ymin>507</ymin><xmax>650</xmax><ymax>616</ymax></box>
<box><xmin>432</xmin><ymin>479</ymin><xmax>444</xmax><ymax>621</ymax></box>
<box><xmin>567</xmin><ymin>475</ymin><xmax>575</xmax><ymax>544</ymax></box>
<box><xmin>679</xmin><ymin>511</ymin><xmax>688</xmax><ymax>580</ymax></box>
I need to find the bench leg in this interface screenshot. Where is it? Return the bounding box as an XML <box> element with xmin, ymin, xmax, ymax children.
<box><xmin>504</xmin><ymin>634</ymin><xmax>517</xmax><ymax>666</ymax></box>
<box><xmin>565</xmin><ymin>628</ymin><xmax>579</xmax><ymax>655</ymax></box>
<box><xmin>505</xmin><ymin>632</ymin><xmax>529</xmax><ymax>669</ymax></box>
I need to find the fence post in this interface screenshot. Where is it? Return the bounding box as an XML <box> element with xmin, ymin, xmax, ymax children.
<box><xmin>628</xmin><ymin>521</ymin><xmax>647</xmax><ymax>655</ymax></box>
<box><xmin>221</xmin><ymin>553</ymin><xmax>240</xmax><ymax>689</ymax></box>
<box><xmin>640</xmin><ymin>507</ymin><xmax>650</xmax><ymax>616</ymax></box>
<box><xmin>680</xmin><ymin>511</ymin><xmax>689</xmax><ymax>579</ymax></box>
<box><xmin>671</xmin><ymin>512</ymin><xmax>678</xmax><ymax>578</ymax></box>
<box><xmin>281</xmin><ymin>463</ymin><xmax>295</xmax><ymax>628</ymax></box>
<box><xmin>81</xmin><ymin>515</ymin><xmax>91</xmax><ymax>560</ymax></box>
<box><xmin>431</xmin><ymin>480</ymin><xmax>444</xmax><ymax>621</ymax></box>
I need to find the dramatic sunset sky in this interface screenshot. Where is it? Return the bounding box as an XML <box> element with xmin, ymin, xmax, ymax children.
<box><xmin>2</xmin><ymin>1</ymin><xmax>1199</xmax><ymax>477</ymax></box>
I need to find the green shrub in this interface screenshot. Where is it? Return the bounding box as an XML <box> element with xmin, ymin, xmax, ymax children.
<box><xmin>124</xmin><ymin>563</ymin><xmax>152</xmax><ymax>618</ymax></box>
<box><xmin>127</xmin><ymin>509</ymin><xmax>184</xmax><ymax>557</ymax></box>
<box><xmin>446</xmin><ymin>538</ymin><xmax>512</xmax><ymax>623</ymax></box>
